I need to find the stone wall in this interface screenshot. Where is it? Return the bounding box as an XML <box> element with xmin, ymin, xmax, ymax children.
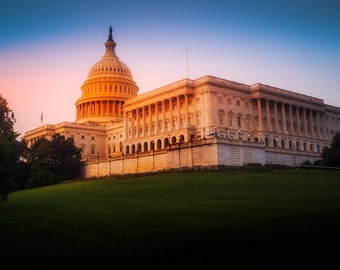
<box><xmin>81</xmin><ymin>137</ymin><xmax>271</xmax><ymax>178</ymax></box>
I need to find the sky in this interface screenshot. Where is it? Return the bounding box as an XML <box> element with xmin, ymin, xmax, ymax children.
<box><xmin>1</xmin><ymin>0</ymin><xmax>339</xmax><ymax>135</ymax></box>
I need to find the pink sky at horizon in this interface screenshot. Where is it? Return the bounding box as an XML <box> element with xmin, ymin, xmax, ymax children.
<box><xmin>1</xmin><ymin>0</ymin><xmax>340</xmax><ymax>136</ymax></box>
<box><xmin>2</xmin><ymin>32</ymin><xmax>340</xmax><ymax>136</ymax></box>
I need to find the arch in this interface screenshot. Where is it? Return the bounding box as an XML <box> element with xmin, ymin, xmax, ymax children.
<box><xmin>179</xmin><ymin>134</ymin><xmax>185</xmax><ymax>143</ymax></box>
<box><xmin>125</xmin><ymin>145</ymin><xmax>130</xmax><ymax>155</ymax></box>
<box><xmin>273</xmin><ymin>137</ymin><xmax>278</xmax><ymax>148</ymax></box>
<box><xmin>143</xmin><ymin>141</ymin><xmax>148</xmax><ymax>152</ymax></box>
<box><xmin>265</xmin><ymin>137</ymin><xmax>269</xmax><ymax>146</ymax></box>
<box><xmin>150</xmin><ymin>140</ymin><xmax>155</xmax><ymax>150</ymax></box>
<box><xmin>131</xmin><ymin>144</ymin><xmax>136</xmax><ymax>153</ymax></box>
<box><xmin>171</xmin><ymin>136</ymin><xmax>177</xmax><ymax>144</ymax></box>
<box><xmin>157</xmin><ymin>139</ymin><xmax>162</xmax><ymax>149</ymax></box>
<box><xmin>164</xmin><ymin>138</ymin><xmax>169</xmax><ymax>148</ymax></box>
<box><xmin>137</xmin><ymin>143</ymin><xmax>142</xmax><ymax>152</ymax></box>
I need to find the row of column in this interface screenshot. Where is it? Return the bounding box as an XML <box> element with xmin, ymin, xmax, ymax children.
<box><xmin>125</xmin><ymin>94</ymin><xmax>191</xmax><ymax>139</ymax></box>
<box><xmin>76</xmin><ymin>100</ymin><xmax>124</xmax><ymax>120</ymax></box>
<box><xmin>257</xmin><ymin>99</ymin><xmax>325</xmax><ymax>138</ymax></box>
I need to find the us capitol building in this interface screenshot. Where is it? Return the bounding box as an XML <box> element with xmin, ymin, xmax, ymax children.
<box><xmin>24</xmin><ymin>27</ymin><xmax>340</xmax><ymax>177</ymax></box>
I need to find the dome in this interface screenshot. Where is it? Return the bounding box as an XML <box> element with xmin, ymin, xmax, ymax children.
<box><xmin>88</xmin><ymin>57</ymin><xmax>133</xmax><ymax>79</ymax></box>
<box><xmin>75</xmin><ymin>26</ymin><xmax>138</xmax><ymax>125</ymax></box>
<box><xmin>86</xmin><ymin>26</ymin><xmax>134</xmax><ymax>80</ymax></box>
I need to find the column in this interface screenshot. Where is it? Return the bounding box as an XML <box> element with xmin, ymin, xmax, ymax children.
<box><xmin>303</xmin><ymin>108</ymin><xmax>307</xmax><ymax>135</ymax></box>
<box><xmin>149</xmin><ymin>105</ymin><xmax>152</xmax><ymax>135</ymax></box>
<box><xmin>274</xmin><ymin>101</ymin><xmax>279</xmax><ymax>132</ymax></box>
<box><xmin>136</xmin><ymin>108</ymin><xmax>140</xmax><ymax>138</ymax></box>
<box><xmin>316</xmin><ymin>111</ymin><xmax>321</xmax><ymax>138</ymax></box>
<box><xmin>155</xmin><ymin>103</ymin><xmax>159</xmax><ymax>133</ymax></box>
<box><xmin>282</xmin><ymin>103</ymin><xmax>286</xmax><ymax>133</ymax></box>
<box><xmin>177</xmin><ymin>96</ymin><xmax>181</xmax><ymax>129</ymax></box>
<box><xmin>289</xmin><ymin>104</ymin><xmax>294</xmax><ymax>134</ymax></box>
<box><xmin>266</xmin><ymin>99</ymin><xmax>270</xmax><ymax>131</ymax></box>
<box><xmin>143</xmin><ymin>106</ymin><xmax>146</xmax><ymax>136</ymax></box>
<box><xmin>170</xmin><ymin>98</ymin><xmax>174</xmax><ymax>131</ymax></box>
<box><xmin>257</xmin><ymin>99</ymin><xmax>262</xmax><ymax>130</ymax></box>
<box><xmin>162</xmin><ymin>100</ymin><xmax>166</xmax><ymax>132</ymax></box>
<box><xmin>296</xmin><ymin>106</ymin><xmax>301</xmax><ymax>135</ymax></box>
<box><xmin>131</xmin><ymin>110</ymin><xmax>135</xmax><ymax>139</ymax></box>
<box><xmin>117</xmin><ymin>101</ymin><xmax>122</xmax><ymax>116</ymax></box>
<box><xmin>321</xmin><ymin>112</ymin><xmax>326</xmax><ymax>138</ymax></box>
<box><xmin>185</xmin><ymin>94</ymin><xmax>189</xmax><ymax>127</ymax></box>
<box><xmin>310</xmin><ymin>110</ymin><xmax>315</xmax><ymax>137</ymax></box>
<box><xmin>124</xmin><ymin>111</ymin><xmax>129</xmax><ymax>141</ymax></box>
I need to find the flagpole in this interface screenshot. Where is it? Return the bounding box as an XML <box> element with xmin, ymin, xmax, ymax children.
<box><xmin>186</xmin><ymin>46</ymin><xmax>189</xmax><ymax>78</ymax></box>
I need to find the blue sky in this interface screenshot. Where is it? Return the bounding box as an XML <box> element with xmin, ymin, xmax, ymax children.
<box><xmin>1</xmin><ymin>0</ymin><xmax>339</xmax><ymax>134</ymax></box>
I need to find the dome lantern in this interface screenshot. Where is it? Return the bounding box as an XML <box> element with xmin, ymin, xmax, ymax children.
<box><xmin>104</xmin><ymin>25</ymin><xmax>117</xmax><ymax>56</ymax></box>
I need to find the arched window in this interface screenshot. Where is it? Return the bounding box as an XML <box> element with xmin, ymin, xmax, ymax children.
<box><xmin>171</xmin><ymin>136</ymin><xmax>177</xmax><ymax>144</ymax></box>
<box><xmin>217</xmin><ymin>109</ymin><xmax>225</xmax><ymax>126</ymax></box>
<box><xmin>144</xmin><ymin>142</ymin><xmax>148</xmax><ymax>152</ymax></box>
<box><xmin>164</xmin><ymin>138</ymin><xmax>169</xmax><ymax>148</ymax></box>
<box><xmin>179</xmin><ymin>135</ymin><xmax>184</xmax><ymax>143</ymax></box>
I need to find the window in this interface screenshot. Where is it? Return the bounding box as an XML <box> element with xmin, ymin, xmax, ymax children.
<box><xmin>237</xmin><ymin>116</ymin><xmax>241</xmax><ymax>128</ymax></box>
<box><xmin>218</xmin><ymin>110</ymin><xmax>224</xmax><ymax>126</ymax></box>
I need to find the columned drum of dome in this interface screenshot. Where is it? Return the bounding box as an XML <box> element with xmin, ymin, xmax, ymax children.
<box><xmin>75</xmin><ymin>26</ymin><xmax>139</xmax><ymax>125</ymax></box>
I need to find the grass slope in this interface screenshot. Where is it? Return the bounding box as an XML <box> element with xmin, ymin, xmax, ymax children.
<box><xmin>1</xmin><ymin>169</ymin><xmax>340</xmax><ymax>267</ymax></box>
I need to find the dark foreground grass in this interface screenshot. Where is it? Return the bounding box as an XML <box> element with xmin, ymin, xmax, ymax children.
<box><xmin>1</xmin><ymin>169</ymin><xmax>340</xmax><ymax>268</ymax></box>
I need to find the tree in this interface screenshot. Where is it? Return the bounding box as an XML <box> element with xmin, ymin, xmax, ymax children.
<box><xmin>0</xmin><ymin>95</ymin><xmax>24</xmax><ymax>202</ymax></box>
<box><xmin>321</xmin><ymin>132</ymin><xmax>340</xmax><ymax>167</ymax></box>
<box><xmin>50</xmin><ymin>133</ymin><xmax>82</xmax><ymax>181</ymax></box>
<box><xmin>28</xmin><ymin>133</ymin><xmax>82</xmax><ymax>187</ymax></box>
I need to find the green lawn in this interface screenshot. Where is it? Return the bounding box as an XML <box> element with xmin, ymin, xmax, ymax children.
<box><xmin>1</xmin><ymin>169</ymin><xmax>340</xmax><ymax>267</ymax></box>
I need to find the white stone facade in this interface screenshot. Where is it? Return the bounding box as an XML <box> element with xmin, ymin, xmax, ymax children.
<box><xmin>24</xmin><ymin>28</ymin><xmax>340</xmax><ymax>178</ymax></box>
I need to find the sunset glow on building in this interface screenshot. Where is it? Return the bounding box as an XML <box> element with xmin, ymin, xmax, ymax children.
<box><xmin>23</xmin><ymin>27</ymin><xmax>340</xmax><ymax>177</ymax></box>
